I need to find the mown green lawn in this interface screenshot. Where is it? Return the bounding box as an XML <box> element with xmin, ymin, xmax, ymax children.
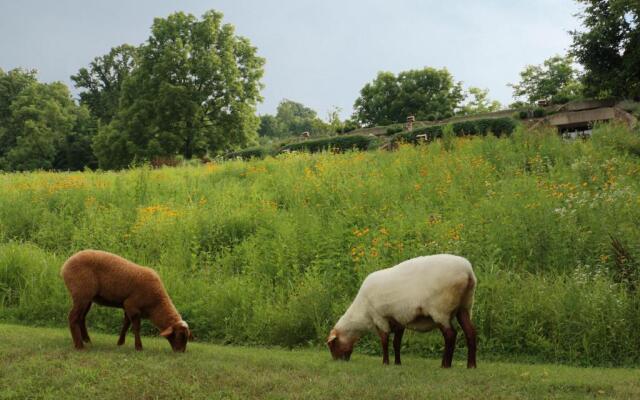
<box><xmin>0</xmin><ymin>324</ymin><xmax>638</xmax><ymax>399</ymax></box>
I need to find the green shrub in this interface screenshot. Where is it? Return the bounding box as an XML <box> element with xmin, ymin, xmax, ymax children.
<box><xmin>533</xmin><ymin>108</ymin><xmax>546</xmax><ymax>118</ymax></box>
<box><xmin>591</xmin><ymin>123</ymin><xmax>640</xmax><ymax>157</ymax></box>
<box><xmin>279</xmin><ymin>134</ymin><xmax>374</xmax><ymax>153</ymax></box>
<box><xmin>393</xmin><ymin>117</ymin><xmax>517</xmax><ymax>144</ymax></box>
<box><xmin>225</xmin><ymin>146</ymin><xmax>269</xmax><ymax>160</ymax></box>
<box><xmin>385</xmin><ymin>126</ymin><xmax>403</xmax><ymax>135</ymax></box>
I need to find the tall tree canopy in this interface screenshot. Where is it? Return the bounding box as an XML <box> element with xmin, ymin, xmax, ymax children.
<box><xmin>0</xmin><ymin>69</ymin><xmax>96</xmax><ymax>171</ymax></box>
<box><xmin>94</xmin><ymin>10</ymin><xmax>265</xmax><ymax>169</ymax></box>
<box><xmin>71</xmin><ymin>44</ymin><xmax>138</xmax><ymax>123</ymax></box>
<box><xmin>509</xmin><ymin>55</ymin><xmax>583</xmax><ymax>104</ymax></box>
<box><xmin>353</xmin><ymin>67</ymin><xmax>464</xmax><ymax>127</ymax></box>
<box><xmin>571</xmin><ymin>0</ymin><xmax>640</xmax><ymax>99</ymax></box>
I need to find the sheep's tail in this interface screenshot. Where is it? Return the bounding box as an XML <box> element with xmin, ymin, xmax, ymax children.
<box><xmin>460</xmin><ymin>269</ymin><xmax>477</xmax><ymax>319</ymax></box>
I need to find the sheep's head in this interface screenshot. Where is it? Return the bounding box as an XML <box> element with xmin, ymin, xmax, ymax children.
<box><xmin>327</xmin><ymin>328</ymin><xmax>356</xmax><ymax>361</ymax></box>
<box><xmin>160</xmin><ymin>320</ymin><xmax>193</xmax><ymax>352</ymax></box>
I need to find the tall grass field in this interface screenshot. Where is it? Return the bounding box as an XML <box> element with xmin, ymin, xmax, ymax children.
<box><xmin>1</xmin><ymin>124</ymin><xmax>640</xmax><ymax>367</ymax></box>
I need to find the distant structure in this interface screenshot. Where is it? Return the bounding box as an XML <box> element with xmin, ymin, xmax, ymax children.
<box><xmin>544</xmin><ymin>99</ymin><xmax>637</xmax><ymax>138</ymax></box>
<box><xmin>536</xmin><ymin>99</ymin><xmax>550</xmax><ymax>107</ymax></box>
<box><xmin>405</xmin><ymin>115</ymin><xmax>415</xmax><ymax>131</ymax></box>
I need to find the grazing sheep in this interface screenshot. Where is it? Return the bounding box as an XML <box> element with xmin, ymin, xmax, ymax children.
<box><xmin>327</xmin><ymin>254</ymin><xmax>477</xmax><ymax>368</ymax></box>
<box><xmin>61</xmin><ymin>250</ymin><xmax>192</xmax><ymax>352</ymax></box>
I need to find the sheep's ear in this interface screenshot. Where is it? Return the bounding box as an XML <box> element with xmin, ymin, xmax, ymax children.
<box><xmin>160</xmin><ymin>326</ymin><xmax>174</xmax><ymax>337</ymax></box>
<box><xmin>326</xmin><ymin>333</ymin><xmax>337</xmax><ymax>344</ymax></box>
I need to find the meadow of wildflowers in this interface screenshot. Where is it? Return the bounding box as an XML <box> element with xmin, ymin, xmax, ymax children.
<box><xmin>1</xmin><ymin>124</ymin><xmax>639</xmax><ymax>366</ymax></box>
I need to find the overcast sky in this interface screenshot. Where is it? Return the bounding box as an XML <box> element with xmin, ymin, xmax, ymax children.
<box><xmin>0</xmin><ymin>0</ymin><xmax>583</xmax><ymax>120</ymax></box>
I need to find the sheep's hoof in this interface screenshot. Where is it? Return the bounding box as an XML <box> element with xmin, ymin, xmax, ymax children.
<box><xmin>135</xmin><ymin>346</ymin><xmax>143</xmax><ymax>351</ymax></box>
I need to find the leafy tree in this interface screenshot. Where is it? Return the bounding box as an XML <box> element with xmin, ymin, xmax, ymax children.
<box><xmin>0</xmin><ymin>69</ymin><xmax>97</xmax><ymax>171</ymax></box>
<box><xmin>326</xmin><ymin>106</ymin><xmax>344</xmax><ymax>133</ymax></box>
<box><xmin>258</xmin><ymin>114</ymin><xmax>282</xmax><ymax>138</ymax></box>
<box><xmin>53</xmin><ymin>105</ymin><xmax>98</xmax><ymax>170</ymax></box>
<box><xmin>1</xmin><ymin>82</ymin><xmax>93</xmax><ymax>171</ymax></box>
<box><xmin>95</xmin><ymin>10</ymin><xmax>265</xmax><ymax>169</ymax></box>
<box><xmin>353</xmin><ymin>68</ymin><xmax>464</xmax><ymax>126</ymax></box>
<box><xmin>275</xmin><ymin>99</ymin><xmax>330</xmax><ymax>136</ymax></box>
<box><xmin>509</xmin><ymin>55</ymin><xmax>583</xmax><ymax>104</ymax></box>
<box><xmin>0</xmin><ymin>68</ymin><xmax>37</xmax><ymax>155</ymax></box>
<box><xmin>258</xmin><ymin>99</ymin><xmax>332</xmax><ymax>139</ymax></box>
<box><xmin>458</xmin><ymin>87</ymin><xmax>502</xmax><ymax>115</ymax></box>
<box><xmin>571</xmin><ymin>0</ymin><xmax>640</xmax><ymax>99</ymax></box>
<box><xmin>71</xmin><ymin>44</ymin><xmax>138</xmax><ymax>123</ymax></box>
<box><xmin>0</xmin><ymin>68</ymin><xmax>37</xmax><ymax>123</ymax></box>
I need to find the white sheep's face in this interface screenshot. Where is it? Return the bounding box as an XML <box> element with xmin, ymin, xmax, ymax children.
<box><xmin>327</xmin><ymin>329</ymin><xmax>355</xmax><ymax>361</ymax></box>
<box><xmin>160</xmin><ymin>321</ymin><xmax>193</xmax><ymax>352</ymax></box>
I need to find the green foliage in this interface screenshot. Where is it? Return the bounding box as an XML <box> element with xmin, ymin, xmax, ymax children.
<box><xmin>339</xmin><ymin>119</ymin><xmax>359</xmax><ymax>134</ymax></box>
<box><xmin>533</xmin><ymin>108</ymin><xmax>546</xmax><ymax>118</ymax></box>
<box><xmin>94</xmin><ymin>10</ymin><xmax>265</xmax><ymax>168</ymax></box>
<box><xmin>509</xmin><ymin>55</ymin><xmax>583</xmax><ymax>104</ymax></box>
<box><xmin>591</xmin><ymin>122</ymin><xmax>640</xmax><ymax>157</ymax></box>
<box><xmin>441</xmin><ymin>123</ymin><xmax>455</xmax><ymax>151</ymax></box>
<box><xmin>353</xmin><ymin>68</ymin><xmax>464</xmax><ymax>126</ymax></box>
<box><xmin>0</xmin><ymin>70</ymin><xmax>97</xmax><ymax>171</ymax></box>
<box><xmin>226</xmin><ymin>146</ymin><xmax>269</xmax><ymax>160</ymax></box>
<box><xmin>571</xmin><ymin>0</ymin><xmax>640</xmax><ymax>99</ymax></box>
<box><xmin>385</xmin><ymin>125</ymin><xmax>403</xmax><ymax>135</ymax></box>
<box><xmin>258</xmin><ymin>100</ymin><xmax>336</xmax><ymax>140</ymax></box>
<box><xmin>71</xmin><ymin>44</ymin><xmax>138</xmax><ymax>123</ymax></box>
<box><xmin>394</xmin><ymin>117</ymin><xmax>517</xmax><ymax>143</ymax></box>
<box><xmin>458</xmin><ymin>87</ymin><xmax>502</xmax><ymax>116</ymax></box>
<box><xmin>2</xmin><ymin>124</ymin><xmax>640</xmax><ymax>366</ymax></box>
<box><xmin>258</xmin><ymin>114</ymin><xmax>282</xmax><ymax>138</ymax></box>
<box><xmin>280</xmin><ymin>134</ymin><xmax>375</xmax><ymax>153</ymax></box>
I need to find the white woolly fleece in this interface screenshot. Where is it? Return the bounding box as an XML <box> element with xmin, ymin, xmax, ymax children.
<box><xmin>335</xmin><ymin>254</ymin><xmax>476</xmax><ymax>337</ymax></box>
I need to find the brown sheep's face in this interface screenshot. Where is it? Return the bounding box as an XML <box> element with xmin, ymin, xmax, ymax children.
<box><xmin>160</xmin><ymin>321</ymin><xmax>193</xmax><ymax>352</ymax></box>
<box><xmin>327</xmin><ymin>329</ymin><xmax>355</xmax><ymax>361</ymax></box>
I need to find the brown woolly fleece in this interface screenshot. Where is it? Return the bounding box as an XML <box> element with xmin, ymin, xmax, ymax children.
<box><xmin>61</xmin><ymin>249</ymin><xmax>191</xmax><ymax>352</ymax></box>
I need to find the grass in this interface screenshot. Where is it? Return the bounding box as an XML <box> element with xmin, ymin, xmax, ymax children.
<box><xmin>1</xmin><ymin>324</ymin><xmax>638</xmax><ymax>400</ymax></box>
<box><xmin>2</xmin><ymin>124</ymin><xmax>640</xmax><ymax>365</ymax></box>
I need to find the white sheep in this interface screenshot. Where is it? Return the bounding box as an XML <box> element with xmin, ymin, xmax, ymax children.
<box><xmin>327</xmin><ymin>254</ymin><xmax>477</xmax><ymax>367</ymax></box>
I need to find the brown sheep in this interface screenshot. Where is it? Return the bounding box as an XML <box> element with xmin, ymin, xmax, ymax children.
<box><xmin>60</xmin><ymin>249</ymin><xmax>192</xmax><ymax>352</ymax></box>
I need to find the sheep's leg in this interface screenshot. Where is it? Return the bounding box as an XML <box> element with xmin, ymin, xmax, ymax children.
<box><xmin>79</xmin><ymin>302</ymin><xmax>92</xmax><ymax>343</ymax></box>
<box><xmin>456</xmin><ymin>309</ymin><xmax>477</xmax><ymax>368</ymax></box>
<box><xmin>117</xmin><ymin>313</ymin><xmax>131</xmax><ymax>346</ymax></box>
<box><xmin>68</xmin><ymin>302</ymin><xmax>89</xmax><ymax>350</ymax></box>
<box><xmin>377</xmin><ymin>330</ymin><xmax>390</xmax><ymax>365</ymax></box>
<box><xmin>439</xmin><ymin>324</ymin><xmax>457</xmax><ymax>368</ymax></box>
<box><xmin>130</xmin><ymin>313</ymin><xmax>143</xmax><ymax>351</ymax></box>
<box><xmin>393</xmin><ymin>328</ymin><xmax>404</xmax><ymax>365</ymax></box>
<box><xmin>124</xmin><ymin>299</ymin><xmax>143</xmax><ymax>351</ymax></box>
